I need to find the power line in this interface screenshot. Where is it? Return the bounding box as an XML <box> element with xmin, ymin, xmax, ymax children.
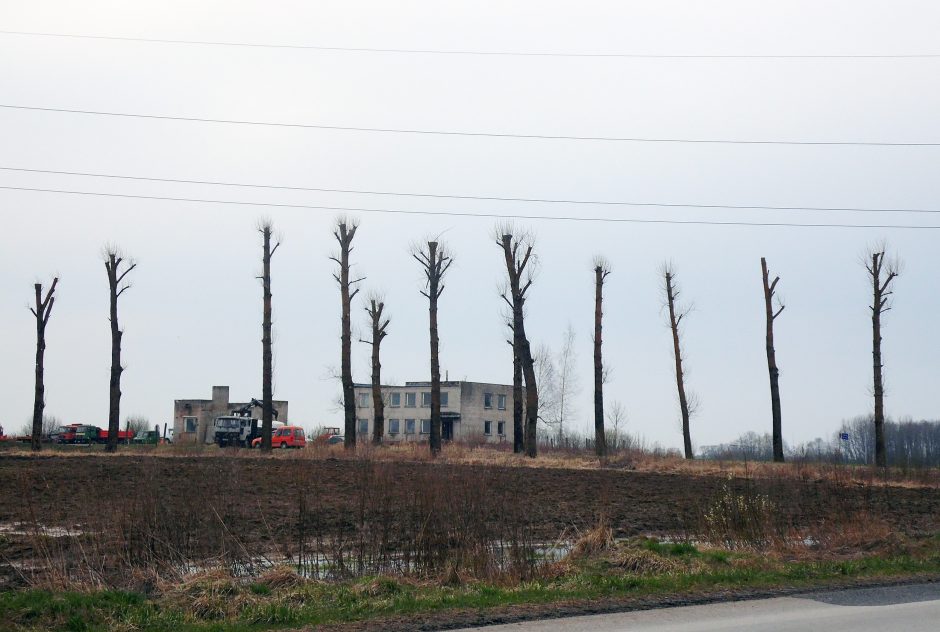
<box><xmin>2</xmin><ymin>104</ymin><xmax>937</xmax><ymax>147</ymax></box>
<box><xmin>2</xmin><ymin>185</ymin><xmax>938</xmax><ymax>230</ymax></box>
<box><xmin>2</xmin><ymin>30</ymin><xmax>939</xmax><ymax>59</ymax></box>
<box><xmin>2</xmin><ymin>165</ymin><xmax>937</xmax><ymax>215</ymax></box>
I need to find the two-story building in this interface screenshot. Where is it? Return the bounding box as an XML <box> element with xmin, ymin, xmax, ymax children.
<box><xmin>352</xmin><ymin>381</ymin><xmax>513</xmax><ymax>443</ymax></box>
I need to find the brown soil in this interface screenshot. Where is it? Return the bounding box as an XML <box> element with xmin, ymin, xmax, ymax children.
<box><xmin>1</xmin><ymin>453</ymin><xmax>938</xmax><ymax>543</ymax></box>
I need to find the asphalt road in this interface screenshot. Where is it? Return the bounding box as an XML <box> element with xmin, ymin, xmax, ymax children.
<box><xmin>456</xmin><ymin>583</ymin><xmax>940</xmax><ymax>631</ymax></box>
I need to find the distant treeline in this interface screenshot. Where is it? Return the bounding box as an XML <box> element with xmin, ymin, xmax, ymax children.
<box><xmin>701</xmin><ymin>416</ymin><xmax>940</xmax><ymax>467</ymax></box>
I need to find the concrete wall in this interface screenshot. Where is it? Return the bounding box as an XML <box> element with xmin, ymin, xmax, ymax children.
<box><xmin>173</xmin><ymin>385</ymin><xmax>289</xmax><ymax>444</ymax></box>
<box><xmin>458</xmin><ymin>381</ymin><xmax>513</xmax><ymax>442</ymax></box>
<box><xmin>352</xmin><ymin>381</ymin><xmax>513</xmax><ymax>443</ymax></box>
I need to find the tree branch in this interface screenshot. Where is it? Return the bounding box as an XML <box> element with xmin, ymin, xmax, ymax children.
<box><xmin>43</xmin><ymin>297</ymin><xmax>56</xmax><ymax>326</ymax></box>
<box><xmin>116</xmin><ymin>263</ymin><xmax>137</xmax><ymax>285</ymax></box>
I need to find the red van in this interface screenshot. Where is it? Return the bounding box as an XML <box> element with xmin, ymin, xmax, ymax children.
<box><xmin>251</xmin><ymin>425</ymin><xmax>306</xmax><ymax>449</ymax></box>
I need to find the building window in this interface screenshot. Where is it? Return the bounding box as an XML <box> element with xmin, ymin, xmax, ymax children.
<box><xmin>389</xmin><ymin>419</ymin><xmax>400</xmax><ymax>435</ymax></box>
<box><xmin>358</xmin><ymin>392</ymin><xmax>370</xmax><ymax>408</ymax></box>
<box><xmin>484</xmin><ymin>392</ymin><xmax>493</xmax><ymax>409</ymax></box>
<box><xmin>405</xmin><ymin>392</ymin><xmax>416</xmax><ymax>407</ymax></box>
<box><xmin>358</xmin><ymin>418</ymin><xmax>369</xmax><ymax>435</ymax></box>
<box><xmin>421</xmin><ymin>392</ymin><xmax>431</xmax><ymax>407</ymax></box>
<box><xmin>497</xmin><ymin>421</ymin><xmax>505</xmax><ymax>435</ymax></box>
<box><xmin>405</xmin><ymin>419</ymin><xmax>416</xmax><ymax>434</ymax></box>
<box><xmin>390</xmin><ymin>392</ymin><xmax>401</xmax><ymax>407</ymax></box>
<box><xmin>441</xmin><ymin>392</ymin><xmax>449</xmax><ymax>407</ymax></box>
<box><xmin>484</xmin><ymin>420</ymin><xmax>492</xmax><ymax>435</ymax></box>
<box><xmin>183</xmin><ymin>416</ymin><xmax>198</xmax><ymax>433</ymax></box>
<box><xmin>420</xmin><ymin>419</ymin><xmax>431</xmax><ymax>434</ymax></box>
<box><xmin>497</xmin><ymin>394</ymin><xmax>507</xmax><ymax>410</ymax></box>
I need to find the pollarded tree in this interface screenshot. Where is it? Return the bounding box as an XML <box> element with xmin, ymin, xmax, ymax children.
<box><xmin>330</xmin><ymin>219</ymin><xmax>364</xmax><ymax>450</ymax></box>
<box><xmin>29</xmin><ymin>277</ymin><xmax>58</xmax><ymax>452</ymax></box>
<box><xmin>661</xmin><ymin>263</ymin><xmax>694</xmax><ymax>459</ymax></box>
<box><xmin>865</xmin><ymin>245</ymin><xmax>900</xmax><ymax>467</ymax></box>
<box><xmin>104</xmin><ymin>249</ymin><xmax>136</xmax><ymax>453</ymax></box>
<box><xmin>760</xmin><ymin>258</ymin><xmax>786</xmax><ymax>462</ymax></box>
<box><xmin>413</xmin><ymin>240</ymin><xmax>453</xmax><ymax>456</ymax></box>
<box><xmin>497</xmin><ymin>227</ymin><xmax>539</xmax><ymax>458</ymax></box>
<box><xmin>258</xmin><ymin>221</ymin><xmax>280</xmax><ymax>452</ymax></box>
<box><xmin>364</xmin><ymin>295</ymin><xmax>390</xmax><ymax>444</ymax></box>
<box><xmin>593</xmin><ymin>257</ymin><xmax>611</xmax><ymax>457</ymax></box>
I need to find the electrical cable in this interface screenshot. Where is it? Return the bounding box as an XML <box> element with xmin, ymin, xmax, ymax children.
<box><xmin>2</xmin><ymin>104</ymin><xmax>937</xmax><ymax>146</ymax></box>
<box><xmin>2</xmin><ymin>185</ymin><xmax>938</xmax><ymax>229</ymax></box>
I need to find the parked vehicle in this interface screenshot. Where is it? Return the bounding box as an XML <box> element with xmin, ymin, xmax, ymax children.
<box><xmin>133</xmin><ymin>424</ymin><xmax>172</xmax><ymax>445</ymax></box>
<box><xmin>215</xmin><ymin>418</ymin><xmax>284</xmax><ymax>447</ymax></box>
<box><xmin>50</xmin><ymin>424</ymin><xmax>135</xmax><ymax>444</ymax></box>
<box><xmin>311</xmin><ymin>426</ymin><xmax>343</xmax><ymax>446</ymax></box>
<box><xmin>251</xmin><ymin>425</ymin><xmax>306</xmax><ymax>449</ymax></box>
<box><xmin>213</xmin><ymin>399</ymin><xmax>281</xmax><ymax>448</ymax></box>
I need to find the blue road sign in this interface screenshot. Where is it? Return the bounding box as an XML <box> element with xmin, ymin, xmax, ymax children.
<box><xmin>839</xmin><ymin>432</ymin><xmax>849</xmax><ymax>441</ymax></box>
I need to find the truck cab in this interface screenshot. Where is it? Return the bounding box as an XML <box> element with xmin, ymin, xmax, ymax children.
<box><xmin>213</xmin><ymin>416</ymin><xmax>284</xmax><ymax>448</ymax></box>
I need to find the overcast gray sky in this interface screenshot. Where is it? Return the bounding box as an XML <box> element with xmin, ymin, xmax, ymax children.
<box><xmin>2</xmin><ymin>1</ymin><xmax>939</xmax><ymax>450</ymax></box>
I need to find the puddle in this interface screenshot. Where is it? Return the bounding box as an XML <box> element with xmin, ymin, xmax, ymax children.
<box><xmin>0</xmin><ymin>521</ymin><xmax>87</xmax><ymax>538</ymax></box>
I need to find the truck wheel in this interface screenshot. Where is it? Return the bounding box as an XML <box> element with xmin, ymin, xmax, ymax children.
<box><xmin>280</xmin><ymin>442</ymin><xmax>288</xmax><ymax>449</ymax></box>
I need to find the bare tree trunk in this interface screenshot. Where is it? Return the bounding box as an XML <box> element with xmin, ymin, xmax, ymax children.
<box><xmin>105</xmin><ymin>252</ymin><xmax>135</xmax><ymax>453</ymax></box>
<box><xmin>872</xmin><ymin>298</ymin><xmax>885</xmax><ymax>467</ymax></box>
<box><xmin>30</xmin><ymin>278</ymin><xmax>58</xmax><ymax>452</ymax></box>
<box><xmin>413</xmin><ymin>240</ymin><xmax>453</xmax><ymax>457</ymax></box>
<box><xmin>429</xmin><ymin>257</ymin><xmax>442</xmax><ymax>454</ymax></box>
<box><xmin>366</xmin><ymin>298</ymin><xmax>389</xmax><ymax>444</ymax></box>
<box><xmin>664</xmin><ymin>268</ymin><xmax>693</xmax><ymax>459</ymax></box>
<box><xmin>761</xmin><ymin>257</ymin><xmax>785</xmax><ymax>462</ymax></box>
<box><xmin>331</xmin><ymin>221</ymin><xmax>361</xmax><ymax>450</ymax></box>
<box><xmin>867</xmin><ymin>248</ymin><xmax>899</xmax><ymax>468</ymax></box>
<box><xmin>512</xmin><ymin>344</ymin><xmax>524</xmax><ymax>453</ymax></box>
<box><xmin>259</xmin><ymin>223</ymin><xmax>279</xmax><ymax>452</ymax></box>
<box><xmin>498</xmin><ymin>232</ymin><xmax>538</xmax><ymax>458</ymax></box>
<box><xmin>593</xmin><ymin>260</ymin><xmax>610</xmax><ymax>457</ymax></box>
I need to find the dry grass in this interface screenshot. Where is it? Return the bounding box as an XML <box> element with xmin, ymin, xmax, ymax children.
<box><xmin>5</xmin><ymin>440</ymin><xmax>936</xmax><ymax>489</ymax></box>
<box><xmin>613</xmin><ymin>548</ymin><xmax>694</xmax><ymax>575</ymax></box>
<box><xmin>568</xmin><ymin>518</ymin><xmax>614</xmax><ymax>559</ymax></box>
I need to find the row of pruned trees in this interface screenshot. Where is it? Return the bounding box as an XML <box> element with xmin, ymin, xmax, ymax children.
<box><xmin>26</xmin><ymin>219</ymin><xmax>901</xmax><ymax>465</ymax></box>
<box><xmin>657</xmin><ymin>246</ymin><xmax>899</xmax><ymax>465</ymax></box>
<box><xmin>28</xmin><ymin>248</ymin><xmax>135</xmax><ymax>452</ymax></box>
<box><xmin>278</xmin><ymin>220</ymin><xmax>905</xmax><ymax>463</ymax></box>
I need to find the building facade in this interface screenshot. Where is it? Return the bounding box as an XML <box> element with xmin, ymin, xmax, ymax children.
<box><xmin>352</xmin><ymin>381</ymin><xmax>514</xmax><ymax>443</ymax></box>
<box><xmin>173</xmin><ymin>386</ymin><xmax>289</xmax><ymax>444</ymax></box>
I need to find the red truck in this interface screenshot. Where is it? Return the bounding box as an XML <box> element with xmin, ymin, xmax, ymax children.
<box><xmin>51</xmin><ymin>424</ymin><xmax>135</xmax><ymax>445</ymax></box>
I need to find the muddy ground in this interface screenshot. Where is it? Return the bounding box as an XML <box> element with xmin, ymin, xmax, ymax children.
<box><xmin>1</xmin><ymin>453</ymin><xmax>938</xmax><ymax>542</ymax></box>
